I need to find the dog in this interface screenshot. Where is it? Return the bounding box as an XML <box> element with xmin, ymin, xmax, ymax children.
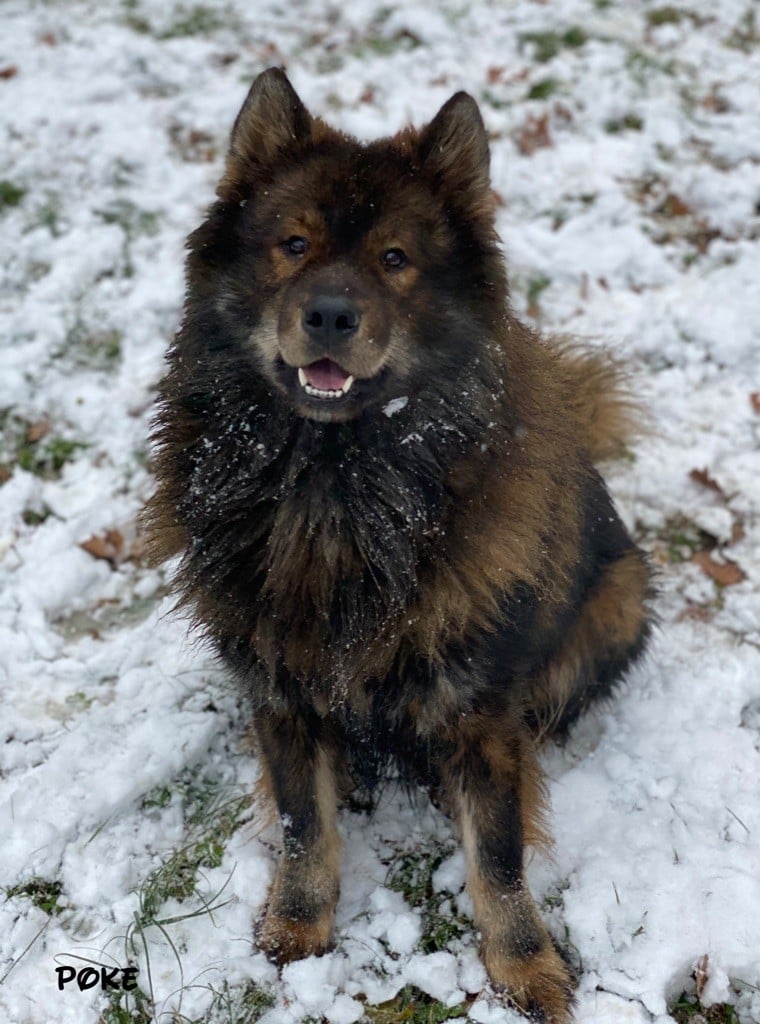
<box><xmin>145</xmin><ymin>68</ymin><xmax>652</xmax><ymax>1022</ymax></box>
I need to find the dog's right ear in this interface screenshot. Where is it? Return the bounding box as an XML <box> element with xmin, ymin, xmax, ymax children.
<box><xmin>220</xmin><ymin>68</ymin><xmax>311</xmax><ymax>197</ymax></box>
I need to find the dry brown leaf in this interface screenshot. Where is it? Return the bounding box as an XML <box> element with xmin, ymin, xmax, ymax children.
<box><xmin>750</xmin><ymin>392</ymin><xmax>760</xmax><ymax>414</ymax></box>
<box><xmin>517</xmin><ymin>113</ymin><xmax>551</xmax><ymax>156</ymax></box>
<box><xmin>0</xmin><ymin>66</ymin><xmax>19</xmax><ymax>80</ymax></box>
<box><xmin>689</xmin><ymin>466</ymin><xmax>725</xmax><ymax>497</ymax></box>
<box><xmin>692</xmin><ymin>550</ymin><xmax>746</xmax><ymax>586</ymax></box>
<box><xmin>730</xmin><ymin>518</ymin><xmax>746</xmax><ymax>545</ymax></box>
<box><xmin>80</xmin><ymin>529</ymin><xmax>124</xmax><ymax>566</ymax></box>
<box><xmin>487</xmin><ymin>66</ymin><xmax>504</xmax><ymax>84</ymax></box>
<box><xmin>694</xmin><ymin>953</ymin><xmax>709</xmax><ymax>1000</ymax></box>
<box><xmin>26</xmin><ymin>420</ymin><xmax>50</xmax><ymax>444</ymax></box>
<box><xmin>658</xmin><ymin>193</ymin><xmax>692</xmax><ymax>217</ymax></box>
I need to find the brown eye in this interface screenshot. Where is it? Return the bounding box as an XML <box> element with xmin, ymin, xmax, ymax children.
<box><xmin>382</xmin><ymin>248</ymin><xmax>408</xmax><ymax>269</ymax></box>
<box><xmin>283</xmin><ymin>236</ymin><xmax>308</xmax><ymax>256</ymax></box>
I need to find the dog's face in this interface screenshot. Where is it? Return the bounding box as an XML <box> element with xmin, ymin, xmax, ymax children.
<box><xmin>192</xmin><ymin>69</ymin><xmax>506</xmax><ymax>422</ymax></box>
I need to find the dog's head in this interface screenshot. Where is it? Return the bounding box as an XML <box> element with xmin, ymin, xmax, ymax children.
<box><xmin>190</xmin><ymin>68</ymin><xmax>506</xmax><ymax>422</ymax></box>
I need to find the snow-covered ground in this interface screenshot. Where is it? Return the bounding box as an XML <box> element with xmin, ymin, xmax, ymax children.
<box><xmin>1</xmin><ymin>2</ymin><xmax>758</xmax><ymax>1022</ymax></box>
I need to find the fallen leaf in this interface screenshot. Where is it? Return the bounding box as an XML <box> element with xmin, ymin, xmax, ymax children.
<box><xmin>694</xmin><ymin>954</ymin><xmax>709</xmax><ymax>1000</ymax></box>
<box><xmin>692</xmin><ymin>550</ymin><xmax>746</xmax><ymax>586</ymax></box>
<box><xmin>689</xmin><ymin>467</ymin><xmax>724</xmax><ymax>497</ymax></box>
<box><xmin>730</xmin><ymin>518</ymin><xmax>746</xmax><ymax>545</ymax></box>
<box><xmin>687</xmin><ymin>225</ymin><xmax>721</xmax><ymax>254</ymax></box>
<box><xmin>80</xmin><ymin>529</ymin><xmax>124</xmax><ymax>566</ymax></box>
<box><xmin>516</xmin><ymin>113</ymin><xmax>551</xmax><ymax>156</ymax></box>
<box><xmin>750</xmin><ymin>392</ymin><xmax>760</xmax><ymax>414</ymax></box>
<box><xmin>657</xmin><ymin>193</ymin><xmax>692</xmax><ymax>217</ymax></box>
<box><xmin>487</xmin><ymin>66</ymin><xmax>504</xmax><ymax>84</ymax></box>
<box><xmin>26</xmin><ymin>420</ymin><xmax>50</xmax><ymax>444</ymax></box>
<box><xmin>0</xmin><ymin>66</ymin><xmax>19</xmax><ymax>80</ymax></box>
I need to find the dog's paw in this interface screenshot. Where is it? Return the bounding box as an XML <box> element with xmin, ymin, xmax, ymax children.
<box><xmin>257</xmin><ymin>910</ymin><xmax>333</xmax><ymax>965</ymax></box>
<box><xmin>483</xmin><ymin>942</ymin><xmax>576</xmax><ymax>1023</ymax></box>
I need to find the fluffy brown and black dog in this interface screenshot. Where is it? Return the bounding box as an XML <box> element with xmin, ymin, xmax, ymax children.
<box><xmin>145</xmin><ymin>68</ymin><xmax>652</xmax><ymax>1022</ymax></box>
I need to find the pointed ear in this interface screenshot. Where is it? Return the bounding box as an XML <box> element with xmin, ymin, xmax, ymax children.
<box><xmin>221</xmin><ymin>68</ymin><xmax>311</xmax><ymax>195</ymax></box>
<box><xmin>418</xmin><ymin>92</ymin><xmax>490</xmax><ymax>198</ymax></box>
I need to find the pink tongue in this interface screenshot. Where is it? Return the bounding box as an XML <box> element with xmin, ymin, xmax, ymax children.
<box><xmin>304</xmin><ymin>358</ymin><xmax>349</xmax><ymax>391</ymax></box>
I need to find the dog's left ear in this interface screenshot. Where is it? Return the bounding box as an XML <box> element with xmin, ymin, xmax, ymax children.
<box><xmin>220</xmin><ymin>67</ymin><xmax>311</xmax><ymax>197</ymax></box>
<box><xmin>419</xmin><ymin>92</ymin><xmax>490</xmax><ymax>199</ymax></box>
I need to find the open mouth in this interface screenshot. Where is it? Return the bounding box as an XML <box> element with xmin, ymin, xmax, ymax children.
<box><xmin>297</xmin><ymin>358</ymin><xmax>355</xmax><ymax>400</ymax></box>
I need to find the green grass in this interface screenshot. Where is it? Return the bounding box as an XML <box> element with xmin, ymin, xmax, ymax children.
<box><xmin>365</xmin><ymin>985</ymin><xmax>468</xmax><ymax>1024</ymax></box>
<box><xmin>520</xmin><ymin>27</ymin><xmax>588</xmax><ymax>63</ymax></box>
<box><xmin>62</xmin><ymin>320</ymin><xmax>123</xmax><ymax>368</ymax></box>
<box><xmin>101</xmin><ymin>773</ymin><xmax>253</xmax><ymax>1023</ymax></box>
<box><xmin>386</xmin><ymin>839</ymin><xmax>469</xmax><ymax>954</ymax></box>
<box><xmin>670</xmin><ymin>992</ymin><xmax>740</xmax><ymax>1024</ymax></box>
<box><xmin>1</xmin><ymin>416</ymin><xmax>88</xmax><ymax>481</ymax></box>
<box><xmin>36</xmin><ymin>198</ymin><xmax>62</xmax><ymax>236</ymax></box>
<box><xmin>22</xmin><ymin>506</ymin><xmax>52</xmax><ymax>526</ymax></box>
<box><xmin>131</xmin><ymin>769</ymin><xmax>252</xmax><ymax>924</ymax></box>
<box><xmin>65</xmin><ymin>691</ymin><xmax>95</xmax><ymax>713</ymax></box>
<box><xmin>526</xmin><ymin>274</ymin><xmax>552</xmax><ymax>315</ymax></box>
<box><xmin>528</xmin><ymin>77</ymin><xmax>560</xmax><ymax>101</ymax></box>
<box><xmin>647</xmin><ymin>6</ymin><xmax>687</xmax><ymax>27</ymax></box>
<box><xmin>625</xmin><ymin>48</ymin><xmax>676</xmax><ymax>85</ymax></box>
<box><xmin>159</xmin><ymin>5</ymin><xmax>228</xmax><ymax>38</ymax></box>
<box><xmin>19</xmin><ymin>436</ymin><xmax>86</xmax><ymax>476</ymax></box>
<box><xmin>96</xmin><ymin>200</ymin><xmax>159</xmax><ymax>238</ymax></box>
<box><xmin>659</xmin><ymin>517</ymin><xmax>711</xmax><ymax>563</ymax></box>
<box><xmin>354</xmin><ymin>29</ymin><xmax>422</xmax><ymax>57</ymax></box>
<box><xmin>134</xmin><ymin>795</ymin><xmax>250</xmax><ymax>922</ymax></box>
<box><xmin>725</xmin><ymin>7</ymin><xmax>757</xmax><ymax>52</ymax></box>
<box><xmin>101</xmin><ymin>987</ymin><xmax>154</xmax><ymax>1024</ymax></box>
<box><xmin>5</xmin><ymin>877</ymin><xmax>63</xmax><ymax>916</ymax></box>
<box><xmin>201</xmin><ymin>979</ymin><xmax>276</xmax><ymax>1023</ymax></box>
<box><xmin>604</xmin><ymin>113</ymin><xmax>644</xmax><ymax>133</ymax></box>
<box><xmin>0</xmin><ymin>180</ymin><xmax>26</xmax><ymax>211</ymax></box>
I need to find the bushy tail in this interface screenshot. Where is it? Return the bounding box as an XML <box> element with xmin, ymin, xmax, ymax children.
<box><xmin>553</xmin><ymin>342</ymin><xmax>644</xmax><ymax>462</ymax></box>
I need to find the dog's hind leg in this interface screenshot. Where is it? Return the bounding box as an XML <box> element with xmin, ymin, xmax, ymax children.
<box><xmin>442</xmin><ymin>714</ymin><xmax>574</xmax><ymax>1022</ymax></box>
<box><xmin>525</xmin><ymin>546</ymin><xmax>652</xmax><ymax>739</ymax></box>
<box><xmin>254</xmin><ymin>707</ymin><xmax>340</xmax><ymax>963</ymax></box>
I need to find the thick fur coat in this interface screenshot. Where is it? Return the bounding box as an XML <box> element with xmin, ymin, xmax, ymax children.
<box><xmin>145</xmin><ymin>69</ymin><xmax>652</xmax><ymax>1022</ymax></box>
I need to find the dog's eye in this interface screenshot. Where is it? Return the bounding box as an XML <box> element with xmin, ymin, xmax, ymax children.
<box><xmin>283</xmin><ymin>236</ymin><xmax>308</xmax><ymax>257</ymax></box>
<box><xmin>382</xmin><ymin>248</ymin><xmax>408</xmax><ymax>270</ymax></box>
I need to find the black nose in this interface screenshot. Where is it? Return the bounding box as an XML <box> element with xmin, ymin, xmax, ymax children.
<box><xmin>302</xmin><ymin>295</ymin><xmax>361</xmax><ymax>345</ymax></box>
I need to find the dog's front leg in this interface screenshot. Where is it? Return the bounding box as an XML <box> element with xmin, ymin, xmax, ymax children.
<box><xmin>254</xmin><ymin>707</ymin><xmax>340</xmax><ymax>963</ymax></box>
<box><xmin>442</xmin><ymin>713</ymin><xmax>574</xmax><ymax>1022</ymax></box>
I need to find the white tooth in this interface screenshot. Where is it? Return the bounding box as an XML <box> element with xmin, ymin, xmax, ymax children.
<box><xmin>298</xmin><ymin>368</ymin><xmax>307</xmax><ymax>388</ymax></box>
<box><xmin>342</xmin><ymin>375</ymin><xmax>355</xmax><ymax>394</ymax></box>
